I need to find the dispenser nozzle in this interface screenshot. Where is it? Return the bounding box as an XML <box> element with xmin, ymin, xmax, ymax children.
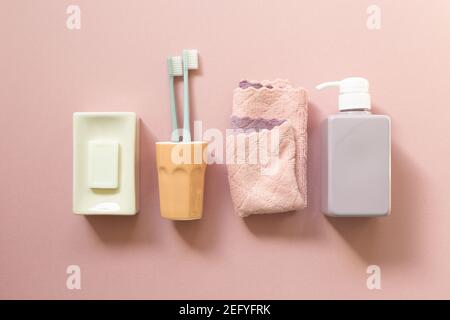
<box><xmin>315</xmin><ymin>81</ymin><xmax>341</xmax><ymax>91</ymax></box>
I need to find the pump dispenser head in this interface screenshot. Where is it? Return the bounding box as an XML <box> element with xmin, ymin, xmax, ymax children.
<box><xmin>316</xmin><ymin>77</ymin><xmax>371</xmax><ymax>111</ymax></box>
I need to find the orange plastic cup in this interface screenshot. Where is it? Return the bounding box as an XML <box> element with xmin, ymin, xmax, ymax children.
<box><xmin>156</xmin><ymin>141</ymin><xmax>208</xmax><ymax>220</ymax></box>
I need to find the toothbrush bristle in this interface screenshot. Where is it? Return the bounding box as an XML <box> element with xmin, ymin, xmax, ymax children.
<box><xmin>183</xmin><ymin>49</ymin><xmax>199</xmax><ymax>69</ymax></box>
<box><xmin>168</xmin><ymin>56</ymin><xmax>183</xmax><ymax>76</ymax></box>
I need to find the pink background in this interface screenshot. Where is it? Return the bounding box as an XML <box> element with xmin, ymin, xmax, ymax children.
<box><xmin>1</xmin><ymin>0</ymin><xmax>449</xmax><ymax>299</ymax></box>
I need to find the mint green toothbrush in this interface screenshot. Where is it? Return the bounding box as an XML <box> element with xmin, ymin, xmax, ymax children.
<box><xmin>167</xmin><ymin>56</ymin><xmax>183</xmax><ymax>142</ymax></box>
<box><xmin>182</xmin><ymin>49</ymin><xmax>199</xmax><ymax>142</ymax></box>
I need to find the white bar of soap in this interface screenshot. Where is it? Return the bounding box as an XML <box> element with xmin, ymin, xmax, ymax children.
<box><xmin>88</xmin><ymin>140</ymin><xmax>119</xmax><ymax>189</ymax></box>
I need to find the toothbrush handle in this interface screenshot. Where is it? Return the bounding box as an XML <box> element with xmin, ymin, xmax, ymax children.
<box><xmin>183</xmin><ymin>64</ymin><xmax>191</xmax><ymax>142</ymax></box>
<box><xmin>169</xmin><ymin>77</ymin><xmax>179</xmax><ymax>142</ymax></box>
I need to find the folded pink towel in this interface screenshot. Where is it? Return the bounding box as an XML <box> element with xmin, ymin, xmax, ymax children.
<box><xmin>227</xmin><ymin>79</ymin><xmax>308</xmax><ymax>217</ymax></box>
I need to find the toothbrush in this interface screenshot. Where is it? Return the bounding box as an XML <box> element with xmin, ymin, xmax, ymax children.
<box><xmin>167</xmin><ymin>56</ymin><xmax>183</xmax><ymax>142</ymax></box>
<box><xmin>182</xmin><ymin>49</ymin><xmax>199</xmax><ymax>142</ymax></box>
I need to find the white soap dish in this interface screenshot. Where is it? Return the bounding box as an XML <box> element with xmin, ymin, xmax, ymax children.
<box><xmin>73</xmin><ymin>112</ymin><xmax>139</xmax><ymax>215</ymax></box>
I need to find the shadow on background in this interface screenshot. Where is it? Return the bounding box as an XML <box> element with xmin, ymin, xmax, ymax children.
<box><xmin>329</xmin><ymin>141</ymin><xmax>420</xmax><ymax>266</ymax></box>
<box><xmin>243</xmin><ymin>101</ymin><xmax>326</xmax><ymax>240</ymax></box>
<box><xmin>242</xmin><ymin>102</ymin><xmax>420</xmax><ymax>267</ymax></box>
<box><xmin>172</xmin><ymin>162</ymin><xmax>225</xmax><ymax>252</ymax></box>
<box><xmin>84</xmin><ymin>99</ymin><xmax>419</xmax><ymax>267</ymax></box>
<box><xmin>86</xmin><ymin>120</ymin><xmax>160</xmax><ymax>245</ymax></box>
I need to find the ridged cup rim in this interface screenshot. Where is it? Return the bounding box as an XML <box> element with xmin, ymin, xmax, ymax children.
<box><xmin>155</xmin><ymin>141</ymin><xmax>207</xmax><ymax>145</ymax></box>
